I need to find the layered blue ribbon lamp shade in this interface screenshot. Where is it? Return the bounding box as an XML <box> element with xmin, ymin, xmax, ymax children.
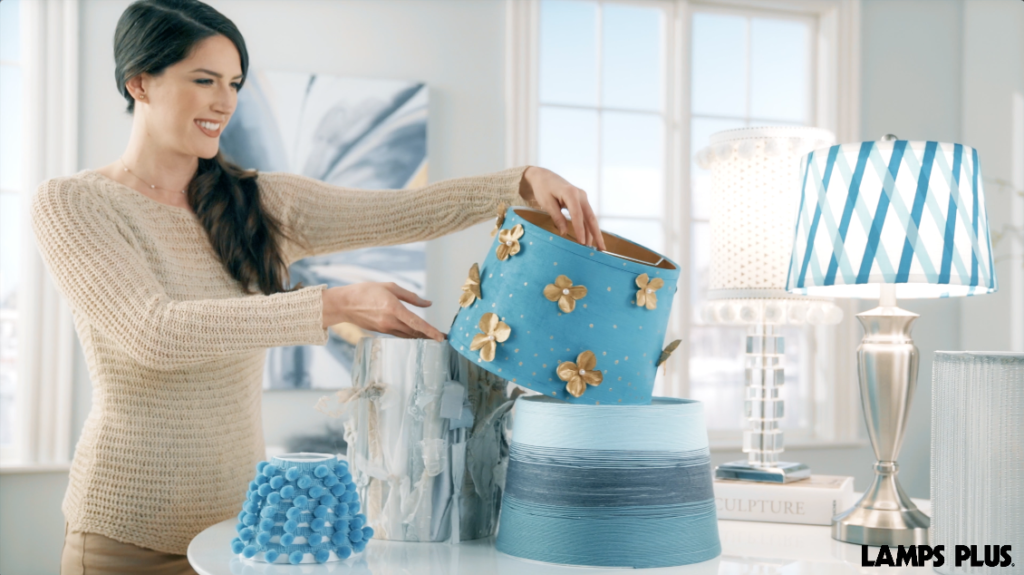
<box><xmin>448</xmin><ymin>207</ymin><xmax>680</xmax><ymax>405</ymax></box>
<box><xmin>695</xmin><ymin>127</ymin><xmax>842</xmax><ymax>484</ymax></box>
<box><xmin>495</xmin><ymin>396</ymin><xmax>721</xmax><ymax>568</ymax></box>
<box><xmin>786</xmin><ymin>136</ymin><xmax>997</xmax><ymax>546</ymax></box>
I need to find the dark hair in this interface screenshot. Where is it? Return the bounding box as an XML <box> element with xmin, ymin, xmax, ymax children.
<box><xmin>114</xmin><ymin>0</ymin><xmax>296</xmax><ymax>295</ymax></box>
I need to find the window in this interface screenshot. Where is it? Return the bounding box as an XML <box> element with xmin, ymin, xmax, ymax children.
<box><xmin>538</xmin><ymin>1</ymin><xmax>666</xmax><ymax>254</ymax></box>
<box><xmin>510</xmin><ymin>0</ymin><xmax>861</xmax><ymax>446</ymax></box>
<box><xmin>688</xmin><ymin>7</ymin><xmax>816</xmax><ymax>435</ymax></box>
<box><xmin>0</xmin><ymin>0</ymin><xmax>22</xmax><ymax>460</ymax></box>
<box><xmin>536</xmin><ymin>0</ymin><xmax>670</xmax><ymax>393</ymax></box>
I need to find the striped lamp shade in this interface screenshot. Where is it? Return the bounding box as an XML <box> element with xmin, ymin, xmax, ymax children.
<box><xmin>785</xmin><ymin>140</ymin><xmax>998</xmax><ymax>299</ymax></box>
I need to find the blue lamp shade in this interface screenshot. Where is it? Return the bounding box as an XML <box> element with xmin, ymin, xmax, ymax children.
<box><xmin>785</xmin><ymin>140</ymin><xmax>997</xmax><ymax>299</ymax></box>
<box><xmin>448</xmin><ymin>207</ymin><xmax>680</xmax><ymax>405</ymax></box>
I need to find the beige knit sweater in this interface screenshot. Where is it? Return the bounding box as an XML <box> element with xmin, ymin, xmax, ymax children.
<box><xmin>30</xmin><ymin>165</ymin><xmax>530</xmax><ymax>554</ymax></box>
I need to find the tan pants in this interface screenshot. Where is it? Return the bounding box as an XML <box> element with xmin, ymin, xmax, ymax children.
<box><xmin>60</xmin><ymin>523</ymin><xmax>199</xmax><ymax>575</ymax></box>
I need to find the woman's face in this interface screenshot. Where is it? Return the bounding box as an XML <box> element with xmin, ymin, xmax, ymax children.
<box><xmin>131</xmin><ymin>34</ymin><xmax>242</xmax><ymax>159</ymax></box>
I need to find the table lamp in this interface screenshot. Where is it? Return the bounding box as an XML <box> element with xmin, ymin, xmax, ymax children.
<box><xmin>695</xmin><ymin>126</ymin><xmax>843</xmax><ymax>483</ymax></box>
<box><xmin>785</xmin><ymin>135</ymin><xmax>998</xmax><ymax>546</ymax></box>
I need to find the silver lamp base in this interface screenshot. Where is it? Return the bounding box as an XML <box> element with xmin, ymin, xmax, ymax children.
<box><xmin>715</xmin><ymin>460</ymin><xmax>811</xmax><ymax>483</ymax></box>
<box><xmin>832</xmin><ymin>287</ymin><xmax>930</xmax><ymax>546</ymax></box>
<box><xmin>832</xmin><ymin>462</ymin><xmax>930</xmax><ymax>545</ymax></box>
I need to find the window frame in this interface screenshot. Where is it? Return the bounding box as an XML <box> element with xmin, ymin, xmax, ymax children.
<box><xmin>505</xmin><ymin>0</ymin><xmax>863</xmax><ymax>448</ymax></box>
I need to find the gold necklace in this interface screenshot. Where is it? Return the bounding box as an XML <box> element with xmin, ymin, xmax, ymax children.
<box><xmin>118</xmin><ymin>157</ymin><xmax>187</xmax><ymax>195</ymax></box>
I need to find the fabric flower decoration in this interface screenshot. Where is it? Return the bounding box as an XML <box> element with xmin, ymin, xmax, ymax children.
<box><xmin>543</xmin><ymin>275</ymin><xmax>587</xmax><ymax>313</ymax></box>
<box><xmin>557</xmin><ymin>350</ymin><xmax>603</xmax><ymax>398</ymax></box>
<box><xmin>496</xmin><ymin>224</ymin><xmax>524</xmax><ymax>261</ymax></box>
<box><xmin>635</xmin><ymin>273</ymin><xmax>665</xmax><ymax>310</ymax></box>
<box><xmin>470</xmin><ymin>312</ymin><xmax>511</xmax><ymax>362</ymax></box>
<box><xmin>656</xmin><ymin>339</ymin><xmax>682</xmax><ymax>367</ymax></box>
<box><xmin>459</xmin><ymin>263</ymin><xmax>482</xmax><ymax>308</ymax></box>
<box><xmin>490</xmin><ymin>205</ymin><xmax>507</xmax><ymax>237</ymax></box>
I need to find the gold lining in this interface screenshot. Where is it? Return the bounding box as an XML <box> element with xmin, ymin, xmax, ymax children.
<box><xmin>512</xmin><ymin>208</ymin><xmax>677</xmax><ymax>271</ymax></box>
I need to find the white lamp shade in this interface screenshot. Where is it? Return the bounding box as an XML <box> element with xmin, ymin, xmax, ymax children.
<box><xmin>786</xmin><ymin>140</ymin><xmax>998</xmax><ymax>299</ymax></box>
<box><xmin>699</xmin><ymin>127</ymin><xmax>836</xmax><ymax>299</ymax></box>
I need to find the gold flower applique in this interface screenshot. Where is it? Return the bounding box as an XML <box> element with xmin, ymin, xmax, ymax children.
<box><xmin>543</xmin><ymin>275</ymin><xmax>587</xmax><ymax>313</ymax></box>
<box><xmin>557</xmin><ymin>350</ymin><xmax>603</xmax><ymax>398</ymax></box>
<box><xmin>496</xmin><ymin>224</ymin><xmax>524</xmax><ymax>261</ymax></box>
<box><xmin>656</xmin><ymin>339</ymin><xmax>682</xmax><ymax>367</ymax></box>
<box><xmin>459</xmin><ymin>263</ymin><xmax>482</xmax><ymax>308</ymax></box>
<box><xmin>635</xmin><ymin>273</ymin><xmax>665</xmax><ymax>310</ymax></box>
<box><xmin>470</xmin><ymin>312</ymin><xmax>511</xmax><ymax>362</ymax></box>
<box><xmin>490</xmin><ymin>204</ymin><xmax>508</xmax><ymax>237</ymax></box>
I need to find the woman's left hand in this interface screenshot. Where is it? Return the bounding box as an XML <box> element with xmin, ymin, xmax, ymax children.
<box><xmin>519</xmin><ymin>166</ymin><xmax>607</xmax><ymax>251</ymax></box>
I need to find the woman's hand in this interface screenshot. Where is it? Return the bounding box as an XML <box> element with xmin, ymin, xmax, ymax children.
<box><xmin>322</xmin><ymin>282</ymin><xmax>445</xmax><ymax>342</ymax></box>
<box><xmin>519</xmin><ymin>166</ymin><xmax>607</xmax><ymax>251</ymax></box>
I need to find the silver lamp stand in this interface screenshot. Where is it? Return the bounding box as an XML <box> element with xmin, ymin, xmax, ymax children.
<box><xmin>832</xmin><ymin>284</ymin><xmax>930</xmax><ymax>545</ymax></box>
<box><xmin>714</xmin><ymin>322</ymin><xmax>811</xmax><ymax>483</ymax></box>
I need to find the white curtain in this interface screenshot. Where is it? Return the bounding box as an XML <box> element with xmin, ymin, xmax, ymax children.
<box><xmin>16</xmin><ymin>0</ymin><xmax>79</xmax><ymax>465</ymax></box>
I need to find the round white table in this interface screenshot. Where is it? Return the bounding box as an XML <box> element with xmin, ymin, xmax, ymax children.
<box><xmin>188</xmin><ymin>498</ymin><xmax>937</xmax><ymax>574</ymax></box>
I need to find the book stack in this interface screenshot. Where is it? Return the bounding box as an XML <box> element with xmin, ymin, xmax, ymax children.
<box><xmin>713</xmin><ymin>475</ymin><xmax>855</xmax><ymax>526</ymax></box>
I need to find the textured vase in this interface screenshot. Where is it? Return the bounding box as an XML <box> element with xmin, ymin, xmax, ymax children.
<box><xmin>342</xmin><ymin>337</ymin><xmax>513</xmax><ymax>542</ymax></box>
<box><xmin>932</xmin><ymin>352</ymin><xmax>1024</xmax><ymax>575</ymax></box>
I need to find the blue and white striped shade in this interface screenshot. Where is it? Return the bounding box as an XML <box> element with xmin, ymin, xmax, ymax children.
<box><xmin>785</xmin><ymin>140</ymin><xmax>997</xmax><ymax>299</ymax></box>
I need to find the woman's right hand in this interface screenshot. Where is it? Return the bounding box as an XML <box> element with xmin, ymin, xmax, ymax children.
<box><xmin>322</xmin><ymin>282</ymin><xmax>445</xmax><ymax>342</ymax></box>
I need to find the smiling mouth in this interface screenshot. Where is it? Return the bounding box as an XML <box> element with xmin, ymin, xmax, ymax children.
<box><xmin>195</xmin><ymin>119</ymin><xmax>222</xmax><ymax>137</ymax></box>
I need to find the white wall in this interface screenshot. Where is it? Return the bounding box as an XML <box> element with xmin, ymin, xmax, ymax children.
<box><xmin>0</xmin><ymin>470</ymin><xmax>69</xmax><ymax>575</ymax></box>
<box><xmin>960</xmin><ymin>0</ymin><xmax>1024</xmax><ymax>351</ymax></box>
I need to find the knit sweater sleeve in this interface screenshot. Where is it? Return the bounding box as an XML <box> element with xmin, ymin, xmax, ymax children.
<box><xmin>257</xmin><ymin>166</ymin><xmax>532</xmax><ymax>261</ymax></box>
<box><xmin>30</xmin><ymin>177</ymin><xmax>330</xmax><ymax>372</ymax></box>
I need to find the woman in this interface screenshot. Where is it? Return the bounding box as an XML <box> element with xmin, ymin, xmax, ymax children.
<box><xmin>35</xmin><ymin>0</ymin><xmax>604</xmax><ymax>572</ymax></box>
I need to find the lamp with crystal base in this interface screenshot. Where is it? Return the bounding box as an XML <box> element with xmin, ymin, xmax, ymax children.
<box><xmin>695</xmin><ymin>126</ymin><xmax>843</xmax><ymax>483</ymax></box>
<box><xmin>785</xmin><ymin>135</ymin><xmax>998</xmax><ymax>545</ymax></box>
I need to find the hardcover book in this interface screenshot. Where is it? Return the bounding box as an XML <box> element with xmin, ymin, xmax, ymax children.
<box><xmin>713</xmin><ymin>475</ymin><xmax>855</xmax><ymax>526</ymax></box>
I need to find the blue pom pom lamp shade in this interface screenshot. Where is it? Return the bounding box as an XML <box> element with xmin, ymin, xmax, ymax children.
<box><xmin>496</xmin><ymin>396</ymin><xmax>721</xmax><ymax>568</ymax></box>
<box><xmin>231</xmin><ymin>453</ymin><xmax>373</xmax><ymax>564</ymax></box>
<box><xmin>785</xmin><ymin>138</ymin><xmax>998</xmax><ymax>546</ymax></box>
<box><xmin>448</xmin><ymin>207</ymin><xmax>679</xmax><ymax>405</ymax></box>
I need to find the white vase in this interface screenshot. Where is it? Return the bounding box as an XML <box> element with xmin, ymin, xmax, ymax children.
<box><xmin>344</xmin><ymin>337</ymin><xmax>513</xmax><ymax>542</ymax></box>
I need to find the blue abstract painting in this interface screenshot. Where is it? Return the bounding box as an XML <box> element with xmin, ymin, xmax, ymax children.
<box><xmin>220</xmin><ymin>70</ymin><xmax>429</xmax><ymax>390</ymax></box>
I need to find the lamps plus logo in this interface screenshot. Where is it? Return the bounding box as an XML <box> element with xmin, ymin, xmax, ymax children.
<box><xmin>862</xmin><ymin>545</ymin><xmax>1014</xmax><ymax>568</ymax></box>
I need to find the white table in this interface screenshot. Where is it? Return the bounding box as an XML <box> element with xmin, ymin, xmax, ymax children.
<box><xmin>189</xmin><ymin>497</ymin><xmax>937</xmax><ymax>574</ymax></box>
